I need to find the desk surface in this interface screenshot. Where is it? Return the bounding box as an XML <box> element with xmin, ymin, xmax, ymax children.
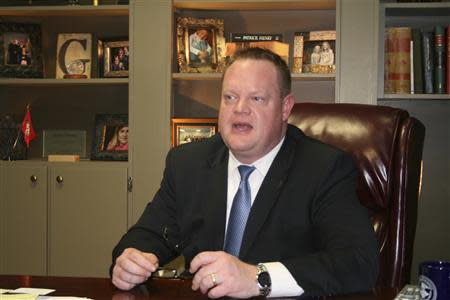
<box><xmin>0</xmin><ymin>275</ymin><xmax>398</xmax><ymax>300</ymax></box>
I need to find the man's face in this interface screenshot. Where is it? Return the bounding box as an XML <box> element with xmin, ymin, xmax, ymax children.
<box><xmin>218</xmin><ymin>59</ymin><xmax>294</xmax><ymax>164</ymax></box>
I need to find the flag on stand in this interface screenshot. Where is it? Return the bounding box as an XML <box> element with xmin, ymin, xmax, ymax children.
<box><xmin>22</xmin><ymin>105</ymin><xmax>37</xmax><ymax>147</ymax></box>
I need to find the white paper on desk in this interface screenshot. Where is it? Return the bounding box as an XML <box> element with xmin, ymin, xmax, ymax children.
<box><xmin>0</xmin><ymin>289</ymin><xmax>14</xmax><ymax>294</ymax></box>
<box><xmin>13</xmin><ymin>288</ymin><xmax>55</xmax><ymax>296</ymax></box>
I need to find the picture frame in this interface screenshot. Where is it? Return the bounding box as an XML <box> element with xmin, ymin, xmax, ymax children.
<box><xmin>293</xmin><ymin>30</ymin><xmax>336</xmax><ymax>74</ymax></box>
<box><xmin>56</xmin><ymin>33</ymin><xmax>93</xmax><ymax>79</ymax></box>
<box><xmin>0</xmin><ymin>23</ymin><xmax>43</xmax><ymax>78</ymax></box>
<box><xmin>172</xmin><ymin>118</ymin><xmax>218</xmax><ymax>147</ymax></box>
<box><xmin>101</xmin><ymin>40</ymin><xmax>129</xmax><ymax>78</ymax></box>
<box><xmin>176</xmin><ymin>17</ymin><xmax>226</xmax><ymax>73</ymax></box>
<box><xmin>91</xmin><ymin>114</ymin><xmax>128</xmax><ymax>161</ymax></box>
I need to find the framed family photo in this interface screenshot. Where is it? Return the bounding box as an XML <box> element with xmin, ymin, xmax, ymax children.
<box><xmin>293</xmin><ymin>30</ymin><xmax>336</xmax><ymax>74</ymax></box>
<box><xmin>172</xmin><ymin>118</ymin><xmax>218</xmax><ymax>147</ymax></box>
<box><xmin>91</xmin><ymin>114</ymin><xmax>128</xmax><ymax>161</ymax></box>
<box><xmin>176</xmin><ymin>17</ymin><xmax>226</xmax><ymax>73</ymax></box>
<box><xmin>101</xmin><ymin>40</ymin><xmax>129</xmax><ymax>78</ymax></box>
<box><xmin>0</xmin><ymin>23</ymin><xmax>43</xmax><ymax>78</ymax></box>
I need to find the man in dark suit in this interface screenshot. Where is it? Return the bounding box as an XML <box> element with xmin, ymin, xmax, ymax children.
<box><xmin>111</xmin><ymin>48</ymin><xmax>379</xmax><ymax>298</ymax></box>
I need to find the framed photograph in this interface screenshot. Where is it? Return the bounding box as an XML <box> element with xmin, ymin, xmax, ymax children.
<box><xmin>91</xmin><ymin>114</ymin><xmax>128</xmax><ymax>161</ymax></box>
<box><xmin>101</xmin><ymin>40</ymin><xmax>129</xmax><ymax>78</ymax></box>
<box><xmin>56</xmin><ymin>33</ymin><xmax>93</xmax><ymax>79</ymax></box>
<box><xmin>0</xmin><ymin>23</ymin><xmax>43</xmax><ymax>78</ymax></box>
<box><xmin>172</xmin><ymin>118</ymin><xmax>218</xmax><ymax>147</ymax></box>
<box><xmin>293</xmin><ymin>30</ymin><xmax>336</xmax><ymax>74</ymax></box>
<box><xmin>176</xmin><ymin>17</ymin><xmax>226</xmax><ymax>73</ymax></box>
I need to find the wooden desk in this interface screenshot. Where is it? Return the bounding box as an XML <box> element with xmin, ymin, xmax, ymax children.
<box><xmin>0</xmin><ymin>275</ymin><xmax>398</xmax><ymax>300</ymax></box>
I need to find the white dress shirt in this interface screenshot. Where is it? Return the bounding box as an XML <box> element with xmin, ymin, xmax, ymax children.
<box><xmin>226</xmin><ymin>137</ymin><xmax>304</xmax><ymax>298</ymax></box>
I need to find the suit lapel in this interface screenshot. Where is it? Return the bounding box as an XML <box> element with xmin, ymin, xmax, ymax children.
<box><xmin>202</xmin><ymin>145</ymin><xmax>229</xmax><ymax>251</ymax></box>
<box><xmin>239</xmin><ymin>131</ymin><xmax>297</xmax><ymax>259</ymax></box>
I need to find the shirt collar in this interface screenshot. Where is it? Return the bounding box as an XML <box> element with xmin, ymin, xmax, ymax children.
<box><xmin>228</xmin><ymin>136</ymin><xmax>285</xmax><ymax>177</ymax></box>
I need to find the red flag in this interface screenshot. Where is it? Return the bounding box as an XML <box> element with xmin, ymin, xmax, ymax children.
<box><xmin>22</xmin><ymin>106</ymin><xmax>36</xmax><ymax>147</ymax></box>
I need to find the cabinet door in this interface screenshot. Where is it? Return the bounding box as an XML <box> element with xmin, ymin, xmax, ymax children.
<box><xmin>0</xmin><ymin>164</ymin><xmax>47</xmax><ymax>275</ymax></box>
<box><xmin>48</xmin><ymin>164</ymin><xmax>128</xmax><ymax>277</ymax></box>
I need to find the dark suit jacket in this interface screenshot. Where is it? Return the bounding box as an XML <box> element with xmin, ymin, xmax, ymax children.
<box><xmin>112</xmin><ymin>124</ymin><xmax>379</xmax><ymax>297</ymax></box>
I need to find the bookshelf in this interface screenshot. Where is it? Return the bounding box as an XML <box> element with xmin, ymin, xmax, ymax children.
<box><xmin>376</xmin><ymin>0</ymin><xmax>450</xmax><ymax>283</ymax></box>
<box><xmin>172</xmin><ymin>0</ymin><xmax>337</xmax><ymax>119</ymax></box>
<box><xmin>0</xmin><ymin>3</ymin><xmax>129</xmax><ymax>278</ymax></box>
<box><xmin>0</xmin><ymin>4</ymin><xmax>130</xmax><ymax>159</ymax></box>
<box><xmin>377</xmin><ymin>1</ymin><xmax>450</xmax><ymax>100</ymax></box>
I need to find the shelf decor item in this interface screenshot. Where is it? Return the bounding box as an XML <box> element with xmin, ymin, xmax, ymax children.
<box><xmin>91</xmin><ymin>114</ymin><xmax>128</xmax><ymax>161</ymax></box>
<box><xmin>100</xmin><ymin>39</ymin><xmax>129</xmax><ymax>77</ymax></box>
<box><xmin>293</xmin><ymin>30</ymin><xmax>336</xmax><ymax>74</ymax></box>
<box><xmin>225</xmin><ymin>41</ymin><xmax>289</xmax><ymax>64</ymax></box>
<box><xmin>171</xmin><ymin>118</ymin><xmax>218</xmax><ymax>147</ymax></box>
<box><xmin>176</xmin><ymin>17</ymin><xmax>226</xmax><ymax>73</ymax></box>
<box><xmin>42</xmin><ymin>129</ymin><xmax>86</xmax><ymax>158</ymax></box>
<box><xmin>56</xmin><ymin>33</ymin><xmax>93</xmax><ymax>79</ymax></box>
<box><xmin>0</xmin><ymin>114</ymin><xmax>26</xmax><ymax>161</ymax></box>
<box><xmin>0</xmin><ymin>23</ymin><xmax>44</xmax><ymax>78</ymax></box>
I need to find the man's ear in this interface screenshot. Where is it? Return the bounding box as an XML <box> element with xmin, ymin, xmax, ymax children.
<box><xmin>281</xmin><ymin>94</ymin><xmax>295</xmax><ymax>122</ymax></box>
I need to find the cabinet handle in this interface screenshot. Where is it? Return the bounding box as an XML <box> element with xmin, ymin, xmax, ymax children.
<box><xmin>56</xmin><ymin>176</ymin><xmax>64</xmax><ymax>183</ymax></box>
<box><xmin>30</xmin><ymin>175</ymin><xmax>38</xmax><ymax>182</ymax></box>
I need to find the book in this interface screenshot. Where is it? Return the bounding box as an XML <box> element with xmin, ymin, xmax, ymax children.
<box><xmin>434</xmin><ymin>26</ymin><xmax>445</xmax><ymax>94</ymax></box>
<box><xmin>230</xmin><ymin>33</ymin><xmax>283</xmax><ymax>42</ymax></box>
<box><xmin>421</xmin><ymin>30</ymin><xmax>435</xmax><ymax>94</ymax></box>
<box><xmin>446</xmin><ymin>25</ymin><xmax>450</xmax><ymax>94</ymax></box>
<box><xmin>48</xmin><ymin>154</ymin><xmax>80</xmax><ymax>162</ymax></box>
<box><xmin>384</xmin><ymin>27</ymin><xmax>412</xmax><ymax>94</ymax></box>
<box><xmin>410</xmin><ymin>40</ymin><xmax>414</xmax><ymax>94</ymax></box>
<box><xmin>225</xmin><ymin>41</ymin><xmax>289</xmax><ymax>64</ymax></box>
<box><xmin>412</xmin><ymin>28</ymin><xmax>424</xmax><ymax>94</ymax></box>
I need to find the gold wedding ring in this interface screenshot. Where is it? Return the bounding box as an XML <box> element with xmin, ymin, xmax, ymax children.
<box><xmin>210</xmin><ymin>272</ymin><xmax>218</xmax><ymax>286</ymax></box>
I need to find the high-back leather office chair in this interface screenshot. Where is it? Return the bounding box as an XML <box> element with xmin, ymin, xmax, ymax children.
<box><xmin>288</xmin><ymin>102</ymin><xmax>425</xmax><ymax>288</ymax></box>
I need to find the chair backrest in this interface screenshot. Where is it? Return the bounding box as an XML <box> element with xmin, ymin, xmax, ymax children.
<box><xmin>288</xmin><ymin>102</ymin><xmax>425</xmax><ymax>288</ymax></box>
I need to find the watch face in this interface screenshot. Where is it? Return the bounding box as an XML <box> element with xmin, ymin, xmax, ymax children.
<box><xmin>258</xmin><ymin>271</ymin><xmax>271</xmax><ymax>286</ymax></box>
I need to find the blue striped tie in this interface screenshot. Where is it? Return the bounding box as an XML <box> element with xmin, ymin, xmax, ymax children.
<box><xmin>224</xmin><ymin>165</ymin><xmax>255</xmax><ymax>257</ymax></box>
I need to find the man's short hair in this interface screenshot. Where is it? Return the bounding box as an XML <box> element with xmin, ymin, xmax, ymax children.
<box><xmin>222</xmin><ymin>47</ymin><xmax>291</xmax><ymax>99</ymax></box>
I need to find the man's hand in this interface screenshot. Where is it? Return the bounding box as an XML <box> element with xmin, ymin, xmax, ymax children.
<box><xmin>190</xmin><ymin>251</ymin><xmax>259</xmax><ymax>299</ymax></box>
<box><xmin>112</xmin><ymin>248</ymin><xmax>159</xmax><ymax>290</ymax></box>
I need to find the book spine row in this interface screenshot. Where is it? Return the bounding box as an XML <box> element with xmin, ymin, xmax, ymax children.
<box><xmin>447</xmin><ymin>26</ymin><xmax>450</xmax><ymax>94</ymax></box>
<box><xmin>385</xmin><ymin>25</ymin><xmax>450</xmax><ymax>95</ymax></box>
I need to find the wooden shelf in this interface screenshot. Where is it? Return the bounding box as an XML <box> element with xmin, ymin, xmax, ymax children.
<box><xmin>0</xmin><ymin>78</ymin><xmax>128</xmax><ymax>86</ymax></box>
<box><xmin>380</xmin><ymin>94</ymin><xmax>450</xmax><ymax>100</ymax></box>
<box><xmin>173</xmin><ymin>72</ymin><xmax>334</xmax><ymax>81</ymax></box>
<box><xmin>0</xmin><ymin>5</ymin><xmax>128</xmax><ymax>16</ymax></box>
<box><xmin>383</xmin><ymin>2</ymin><xmax>450</xmax><ymax>17</ymax></box>
<box><xmin>291</xmin><ymin>73</ymin><xmax>335</xmax><ymax>81</ymax></box>
<box><xmin>173</xmin><ymin>0</ymin><xmax>335</xmax><ymax>10</ymax></box>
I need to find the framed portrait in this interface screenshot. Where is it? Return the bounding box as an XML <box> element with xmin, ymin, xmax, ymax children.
<box><xmin>0</xmin><ymin>23</ymin><xmax>43</xmax><ymax>78</ymax></box>
<box><xmin>172</xmin><ymin>118</ymin><xmax>218</xmax><ymax>147</ymax></box>
<box><xmin>293</xmin><ymin>30</ymin><xmax>336</xmax><ymax>74</ymax></box>
<box><xmin>101</xmin><ymin>40</ymin><xmax>129</xmax><ymax>78</ymax></box>
<box><xmin>91</xmin><ymin>114</ymin><xmax>128</xmax><ymax>161</ymax></box>
<box><xmin>176</xmin><ymin>17</ymin><xmax>226</xmax><ymax>73</ymax></box>
<box><xmin>56</xmin><ymin>33</ymin><xmax>93</xmax><ymax>79</ymax></box>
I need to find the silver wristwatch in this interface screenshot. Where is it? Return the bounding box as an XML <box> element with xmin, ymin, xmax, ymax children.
<box><xmin>256</xmin><ymin>263</ymin><xmax>272</xmax><ymax>297</ymax></box>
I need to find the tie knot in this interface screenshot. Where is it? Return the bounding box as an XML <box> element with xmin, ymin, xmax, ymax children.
<box><xmin>238</xmin><ymin>165</ymin><xmax>255</xmax><ymax>182</ymax></box>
